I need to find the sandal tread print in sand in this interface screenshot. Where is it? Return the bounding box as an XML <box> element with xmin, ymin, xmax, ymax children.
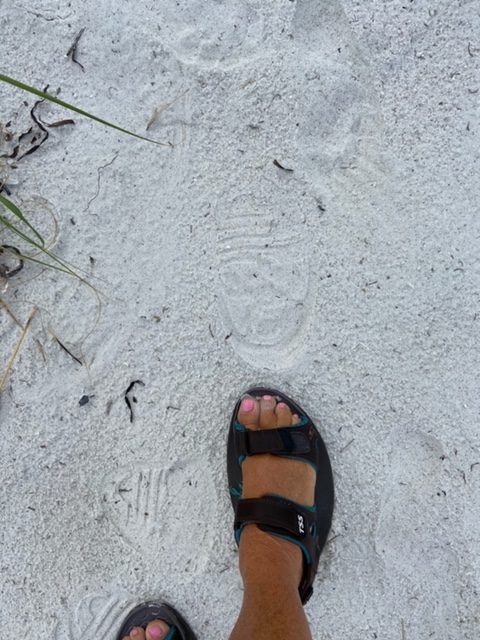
<box><xmin>117</xmin><ymin>386</ymin><xmax>334</xmax><ymax>638</ymax></box>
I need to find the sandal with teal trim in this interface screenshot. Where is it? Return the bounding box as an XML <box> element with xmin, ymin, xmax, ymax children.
<box><xmin>116</xmin><ymin>602</ymin><xmax>197</xmax><ymax>640</ymax></box>
<box><xmin>228</xmin><ymin>387</ymin><xmax>334</xmax><ymax>604</ymax></box>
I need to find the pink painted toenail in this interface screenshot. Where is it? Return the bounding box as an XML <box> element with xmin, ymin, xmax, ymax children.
<box><xmin>263</xmin><ymin>395</ymin><xmax>273</xmax><ymax>400</ymax></box>
<box><xmin>277</xmin><ymin>402</ymin><xmax>288</xmax><ymax>409</ymax></box>
<box><xmin>131</xmin><ymin>629</ymin><xmax>141</xmax><ymax>638</ymax></box>
<box><xmin>148</xmin><ymin>625</ymin><xmax>163</xmax><ymax>639</ymax></box>
<box><xmin>241</xmin><ymin>398</ymin><xmax>254</xmax><ymax>412</ymax></box>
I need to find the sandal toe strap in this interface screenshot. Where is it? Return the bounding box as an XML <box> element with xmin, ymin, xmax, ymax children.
<box><xmin>234</xmin><ymin>419</ymin><xmax>314</xmax><ymax>458</ymax></box>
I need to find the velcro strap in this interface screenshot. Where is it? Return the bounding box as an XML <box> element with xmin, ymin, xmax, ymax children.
<box><xmin>234</xmin><ymin>497</ymin><xmax>309</xmax><ymax>538</ymax></box>
<box><xmin>234</xmin><ymin>426</ymin><xmax>311</xmax><ymax>457</ymax></box>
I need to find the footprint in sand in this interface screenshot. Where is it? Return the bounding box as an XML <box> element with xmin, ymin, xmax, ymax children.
<box><xmin>374</xmin><ymin>430</ymin><xmax>461</xmax><ymax>639</ymax></box>
<box><xmin>293</xmin><ymin>0</ymin><xmax>383</xmax><ymax>193</ymax></box>
<box><xmin>102</xmin><ymin>459</ymin><xmax>216</xmax><ymax>578</ymax></box>
<box><xmin>213</xmin><ymin>1</ymin><xmax>383</xmax><ymax>369</ymax></box>
<box><xmin>54</xmin><ymin>590</ymin><xmax>133</xmax><ymax>640</ymax></box>
<box><xmin>154</xmin><ymin>1</ymin><xmax>383</xmax><ymax>370</ymax></box>
<box><xmin>155</xmin><ymin>0</ymin><xmax>267</xmax><ymax>68</ymax></box>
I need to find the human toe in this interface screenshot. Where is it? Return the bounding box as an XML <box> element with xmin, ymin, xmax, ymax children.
<box><xmin>145</xmin><ymin>619</ymin><xmax>171</xmax><ymax>640</ymax></box>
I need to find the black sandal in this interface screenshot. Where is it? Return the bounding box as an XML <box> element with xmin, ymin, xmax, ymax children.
<box><xmin>116</xmin><ymin>602</ymin><xmax>197</xmax><ymax>640</ymax></box>
<box><xmin>227</xmin><ymin>387</ymin><xmax>335</xmax><ymax>604</ymax></box>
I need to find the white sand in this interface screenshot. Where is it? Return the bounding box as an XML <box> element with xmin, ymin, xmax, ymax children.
<box><xmin>1</xmin><ymin>1</ymin><xmax>479</xmax><ymax>638</ymax></box>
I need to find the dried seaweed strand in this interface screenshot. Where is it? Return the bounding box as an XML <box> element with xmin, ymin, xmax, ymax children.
<box><xmin>0</xmin><ymin>306</ymin><xmax>37</xmax><ymax>391</ymax></box>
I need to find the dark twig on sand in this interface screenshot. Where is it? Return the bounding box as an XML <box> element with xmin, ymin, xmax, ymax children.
<box><xmin>53</xmin><ymin>335</ymin><xmax>83</xmax><ymax>365</ymax></box>
<box><xmin>340</xmin><ymin>438</ymin><xmax>355</xmax><ymax>453</ymax></box>
<box><xmin>273</xmin><ymin>158</ymin><xmax>294</xmax><ymax>172</ymax></box>
<box><xmin>67</xmin><ymin>28</ymin><xmax>86</xmax><ymax>71</ymax></box>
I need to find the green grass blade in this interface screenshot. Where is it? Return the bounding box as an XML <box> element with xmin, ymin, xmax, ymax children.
<box><xmin>0</xmin><ymin>213</ymin><xmax>80</xmax><ymax>279</ymax></box>
<box><xmin>1</xmin><ymin>245</ymin><xmax>76</xmax><ymax>277</ymax></box>
<box><xmin>0</xmin><ymin>212</ymin><xmax>44</xmax><ymax>248</ymax></box>
<box><xmin>0</xmin><ymin>193</ymin><xmax>45</xmax><ymax>246</ymax></box>
<box><xmin>0</xmin><ymin>73</ymin><xmax>171</xmax><ymax>146</ymax></box>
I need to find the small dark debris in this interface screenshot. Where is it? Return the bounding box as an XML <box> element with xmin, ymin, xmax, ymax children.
<box><xmin>471</xmin><ymin>462</ymin><xmax>480</xmax><ymax>471</ymax></box>
<box><xmin>79</xmin><ymin>395</ymin><xmax>90</xmax><ymax>406</ymax></box>
<box><xmin>225</xmin><ymin>332</ymin><xmax>232</xmax><ymax>341</ymax></box>
<box><xmin>54</xmin><ymin>336</ymin><xmax>83</xmax><ymax>365</ymax></box>
<box><xmin>17</xmin><ymin>98</ymin><xmax>49</xmax><ymax>161</ymax></box>
<box><xmin>340</xmin><ymin>438</ymin><xmax>354</xmax><ymax>453</ymax></box>
<box><xmin>118</xmin><ymin>488</ymin><xmax>132</xmax><ymax>493</ymax></box>
<box><xmin>124</xmin><ymin>380</ymin><xmax>145</xmax><ymax>422</ymax></box>
<box><xmin>273</xmin><ymin>158</ymin><xmax>294</xmax><ymax>172</ymax></box>
<box><xmin>0</xmin><ymin>245</ymin><xmax>24</xmax><ymax>279</ymax></box>
<box><xmin>27</xmin><ymin>506</ymin><xmax>36</xmax><ymax>511</ymax></box>
<box><xmin>66</xmin><ymin>27</ymin><xmax>86</xmax><ymax>71</ymax></box>
<box><xmin>326</xmin><ymin>533</ymin><xmax>342</xmax><ymax>545</ymax></box>
<box><xmin>70</xmin><ymin>217</ymin><xmax>76</xmax><ymax>225</ymax></box>
<box><xmin>46</xmin><ymin>119</ymin><xmax>75</xmax><ymax>128</ymax></box>
<box><xmin>167</xmin><ymin>405</ymin><xmax>180</xmax><ymax>411</ymax></box>
<box><xmin>208</xmin><ymin>323</ymin><xmax>214</xmax><ymax>338</ymax></box>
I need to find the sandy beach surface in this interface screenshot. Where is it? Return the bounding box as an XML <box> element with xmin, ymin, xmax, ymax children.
<box><xmin>1</xmin><ymin>1</ymin><xmax>479</xmax><ymax>638</ymax></box>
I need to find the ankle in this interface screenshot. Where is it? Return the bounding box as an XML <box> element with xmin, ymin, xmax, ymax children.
<box><xmin>239</xmin><ymin>525</ymin><xmax>303</xmax><ymax>588</ymax></box>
